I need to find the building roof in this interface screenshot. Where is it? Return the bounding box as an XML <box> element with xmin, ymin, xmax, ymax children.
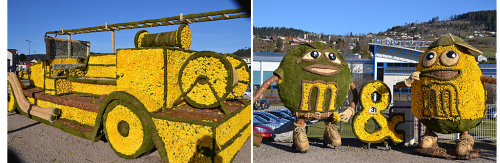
<box><xmin>253</xmin><ymin>52</ymin><xmax>286</xmax><ymax>57</ymax></box>
<box><xmin>253</xmin><ymin>56</ymin><xmax>284</xmax><ymax>62</ymax></box>
<box><xmin>7</xmin><ymin>49</ymin><xmax>18</xmax><ymax>54</ymax></box>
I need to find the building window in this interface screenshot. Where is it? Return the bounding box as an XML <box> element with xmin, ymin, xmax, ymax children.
<box><xmin>384</xmin><ymin>68</ymin><xmax>416</xmax><ymax>76</ymax></box>
<box><xmin>383</xmin><ymin>62</ymin><xmax>417</xmax><ymax>76</ymax></box>
<box><xmin>393</xmin><ymin>86</ymin><xmax>411</xmax><ymax>101</ymax></box>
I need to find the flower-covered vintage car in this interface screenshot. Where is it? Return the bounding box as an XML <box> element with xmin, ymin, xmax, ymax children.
<box><xmin>7</xmin><ymin>9</ymin><xmax>250</xmax><ymax>163</ymax></box>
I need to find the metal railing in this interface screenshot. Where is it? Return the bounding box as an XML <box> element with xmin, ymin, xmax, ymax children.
<box><xmin>372</xmin><ymin>38</ymin><xmax>433</xmax><ymax>49</ymax></box>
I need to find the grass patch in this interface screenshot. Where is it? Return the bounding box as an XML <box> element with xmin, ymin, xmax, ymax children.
<box><xmin>471</xmin><ymin>45</ymin><xmax>496</xmax><ymax>58</ymax></box>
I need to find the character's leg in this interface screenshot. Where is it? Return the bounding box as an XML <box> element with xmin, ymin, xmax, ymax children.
<box><xmin>293</xmin><ymin>118</ymin><xmax>309</xmax><ymax>153</ymax></box>
<box><xmin>323</xmin><ymin>116</ymin><xmax>341</xmax><ymax>147</ymax></box>
<box><xmin>419</xmin><ymin>127</ymin><xmax>438</xmax><ymax>148</ymax></box>
<box><xmin>456</xmin><ymin>131</ymin><xmax>474</xmax><ymax>156</ymax></box>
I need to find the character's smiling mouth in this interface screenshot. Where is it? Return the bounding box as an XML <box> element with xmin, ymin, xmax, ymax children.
<box><xmin>304</xmin><ymin>64</ymin><xmax>340</xmax><ymax>76</ymax></box>
<box><xmin>421</xmin><ymin>69</ymin><xmax>462</xmax><ymax>80</ymax></box>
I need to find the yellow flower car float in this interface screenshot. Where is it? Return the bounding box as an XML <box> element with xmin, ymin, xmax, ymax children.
<box><xmin>7</xmin><ymin>9</ymin><xmax>250</xmax><ymax>163</ymax></box>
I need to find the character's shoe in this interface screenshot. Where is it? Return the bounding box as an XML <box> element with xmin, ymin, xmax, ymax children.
<box><xmin>323</xmin><ymin>120</ymin><xmax>341</xmax><ymax>147</ymax></box>
<box><xmin>419</xmin><ymin>132</ymin><xmax>438</xmax><ymax>148</ymax></box>
<box><xmin>456</xmin><ymin>134</ymin><xmax>474</xmax><ymax>156</ymax></box>
<box><xmin>293</xmin><ymin>122</ymin><xmax>309</xmax><ymax>153</ymax></box>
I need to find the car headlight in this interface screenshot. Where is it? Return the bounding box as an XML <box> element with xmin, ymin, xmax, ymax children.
<box><xmin>255</xmin><ymin>127</ymin><xmax>267</xmax><ymax>132</ymax></box>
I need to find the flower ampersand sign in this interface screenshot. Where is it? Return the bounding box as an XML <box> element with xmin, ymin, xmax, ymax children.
<box><xmin>352</xmin><ymin>80</ymin><xmax>405</xmax><ymax>143</ymax></box>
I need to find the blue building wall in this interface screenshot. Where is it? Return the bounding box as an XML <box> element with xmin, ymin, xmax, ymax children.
<box><xmin>253</xmin><ymin>71</ymin><xmax>277</xmax><ymax>85</ymax></box>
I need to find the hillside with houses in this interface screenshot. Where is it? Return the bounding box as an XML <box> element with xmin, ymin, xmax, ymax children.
<box><xmin>253</xmin><ymin>10</ymin><xmax>496</xmax><ymax>63</ymax></box>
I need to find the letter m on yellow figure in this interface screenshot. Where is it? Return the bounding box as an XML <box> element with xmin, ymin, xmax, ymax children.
<box><xmin>422</xmin><ymin>82</ymin><xmax>460</xmax><ymax>118</ymax></box>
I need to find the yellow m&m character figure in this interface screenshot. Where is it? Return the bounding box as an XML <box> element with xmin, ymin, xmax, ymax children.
<box><xmin>397</xmin><ymin>33</ymin><xmax>496</xmax><ymax>159</ymax></box>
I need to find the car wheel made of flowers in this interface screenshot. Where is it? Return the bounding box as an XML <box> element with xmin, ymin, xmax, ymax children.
<box><xmin>179</xmin><ymin>51</ymin><xmax>234</xmax><ymax>108</ymax></box>
<box><xmin>224</xmin><ymin>53</ymin><xmax>250</xmax><ymax>100</ymax></box>
<box><xmin>102</xmin><ymin>91</ymin><xmax>155</xmax><ymax>159</ymax></box>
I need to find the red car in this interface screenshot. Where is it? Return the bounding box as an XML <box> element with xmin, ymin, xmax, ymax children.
<box><xmin>253</xmin><ymin>124</ymin><xmax>273</xmax><ymax>137</ymax></box>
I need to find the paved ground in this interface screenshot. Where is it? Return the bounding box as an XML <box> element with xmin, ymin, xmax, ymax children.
<box><xmin>254</xmin><ymin>138</ymin><xmax>496</xmax><ymax>163</ymax></box>
<box><xmin>7</xmin><ymin>112</ymin><xmax>251</xmax><ymax>163</ymax></box>
<box><xmin>8</xmin><ymin>80</ymin><xmax>251</xmax><ymax>163</ymax></box>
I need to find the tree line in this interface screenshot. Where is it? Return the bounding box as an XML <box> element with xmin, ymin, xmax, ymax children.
<box><xmin>449</xmin><ymin>10</ymin><xmax>496</xmax><ymax>31</ymax></box>
<box><xmin>253</xmin><ymin>27</ymin><xmax>310</xmax><ymax>38</ymax></box>
<box><xmin>384</xmin><ymin>10</ymin><xmax>496</xmax><ymax>38</ymax></box>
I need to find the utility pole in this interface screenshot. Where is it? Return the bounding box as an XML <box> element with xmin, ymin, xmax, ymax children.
<box><xmin>26</xmin><ymin>40</ymin><xmax>31</xmax><ymax>67</ymax></box>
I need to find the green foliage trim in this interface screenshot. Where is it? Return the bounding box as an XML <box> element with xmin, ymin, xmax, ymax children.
<box><xmin>100</xmin><ymin>91</ymin><xmax>156</xmax><ymax>159</ymax></box>
<box><xmin>67</xmin><ymin>77</ymin><xmax>117</xmax><ymax>85</ymax></box>
<box><xmin>420</xmin><ymin>118</ymin><xmax>482</xmax><ymax>134</ymax></box>
<box><xmin>178</xmin><ymin>51</ymin><xmax>233</xmax><ymax>109</ymax></box>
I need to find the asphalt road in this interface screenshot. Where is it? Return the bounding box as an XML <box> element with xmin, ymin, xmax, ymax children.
<box><xmin>7</xmin><ymin>112</ymin><xmax>251</xmax><ymax>163</ymax></box>
<box><xmin>254</xmin><ymin>138</ymin><xmax>496</xmax><ymax>163</ymax></box>
<box><xmin>8</xmin><ymin>80</ymin><xmax>251</xmax><ymax>163</ymax></box>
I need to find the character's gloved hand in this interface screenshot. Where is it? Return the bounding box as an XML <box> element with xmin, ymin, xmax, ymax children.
<box><xmin>339</xmin><ymin>107</ymin><xmax>354</xmax><ymax>122</ymax></box>
<box><xmin>404</xmin><ymin>71</ymin><xmax>420</xmax><ymax>87</ymax></box>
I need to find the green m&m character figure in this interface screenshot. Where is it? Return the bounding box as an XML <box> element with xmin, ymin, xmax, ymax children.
<box><xmin>254</xmin><ymin>42</ymin><xmax>358</xmax><ymax>153</ymax></box>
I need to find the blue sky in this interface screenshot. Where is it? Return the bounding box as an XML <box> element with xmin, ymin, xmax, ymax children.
<box><xmin>253</xmin><ymin>0</ymin><xmax>496</xmax><ymax>36</ymax></box>
<box><xmin>8</xmin><ymin>0</ymin><xmax>250</xmax><ymax>56</ymax></box>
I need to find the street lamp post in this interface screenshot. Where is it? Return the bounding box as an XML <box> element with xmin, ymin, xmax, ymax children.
<box><xmin>26</xmin><ymin>40</ymin><xmax>31</xmax><ymax>67</ymax></box>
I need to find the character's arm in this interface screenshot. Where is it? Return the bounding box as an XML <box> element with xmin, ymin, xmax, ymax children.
<box><xmin>480</xmin><ymin>76</ymin><xmax>496</xmax><ymax>84</ymax></box>
<box><xmin>395</xmin><ymin>71</ymin><xmax>420</xmax><ymax>88</ymax></box>
<box><xmin>253</xmin><ymin>75</ymin><xmax>279</xmax><ymax>104</ymax></box>
<box><xmin>339</xmin><ymin>82</ymin><xmax>358</xmax><ymax>122</ymax></box>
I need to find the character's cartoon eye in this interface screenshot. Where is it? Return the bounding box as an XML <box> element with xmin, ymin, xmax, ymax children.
<box><xmin>302</xmin><ymin>51</ymin><xmax>321</xmax><ymax>61</ymax></box>
<box><xmin>325</xmin><ymin>52</ymin><xmax>341</xmax><ymax>64</ymax></box>
<box><xmin>422</xmin><ymin>51</ymin><xmax>437</xmax><ymax>68</ymax></box>
<box><xmin>440</xmin><ymin>50</ymin><xmax>459</xmax><ymax>66</ymax></box>
<box><xmin>328</xmin><ymin>53</ymin><xmax>336</xmax><ymax>60</ymax></box>
<box><xmin>310</xmin><ymin>51</ymin><xmax>320</xmax><ymax>59</ymax></box>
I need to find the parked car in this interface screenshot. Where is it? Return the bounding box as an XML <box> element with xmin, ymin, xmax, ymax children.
<box><xmin>253</xmin><ymin>115</ymin><xmax>283</xmax><ymax>130</ymax></box>
<box><xmin>254</xmin><ymin>112</ymin><xmax>289</xmax><ymax>124</ymax></box>
<box><xmin>253</xmin><ymin>124</ymin><xmax>273</xmax><ymax>137</ymax></box>
<box><xmin>253</xmin><ymin>103</ymin><xmax>261</xmax><ymax>110</ymax></box>
<box><xmin>277</xmin><ymin>109</ymin><xmax>292</xmax><ymax>116</ymax></box>
<box><xmin>254</xmin><ymin>100</ymin><xmax>270</xmax><ymax>110</ymax></box>
<box><xmin>270</xmin><ymin>109</ymin><xmax>320</xmax><ymax>124</ymax></box>
<box><xmin>266</xmin><ymin>110</ymin><xmax>296</xmax><ymax>121</ymax></box>
<box><xmin>487</xmin><ymin>107</ymin><xmax>496</xmax><ymax>120</ymax></box>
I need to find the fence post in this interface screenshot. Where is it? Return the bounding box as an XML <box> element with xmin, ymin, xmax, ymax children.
<box><xmin>339</xmin><ymin>121</ymin><xmax>343</xmax><ymax>132</ymax></box>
